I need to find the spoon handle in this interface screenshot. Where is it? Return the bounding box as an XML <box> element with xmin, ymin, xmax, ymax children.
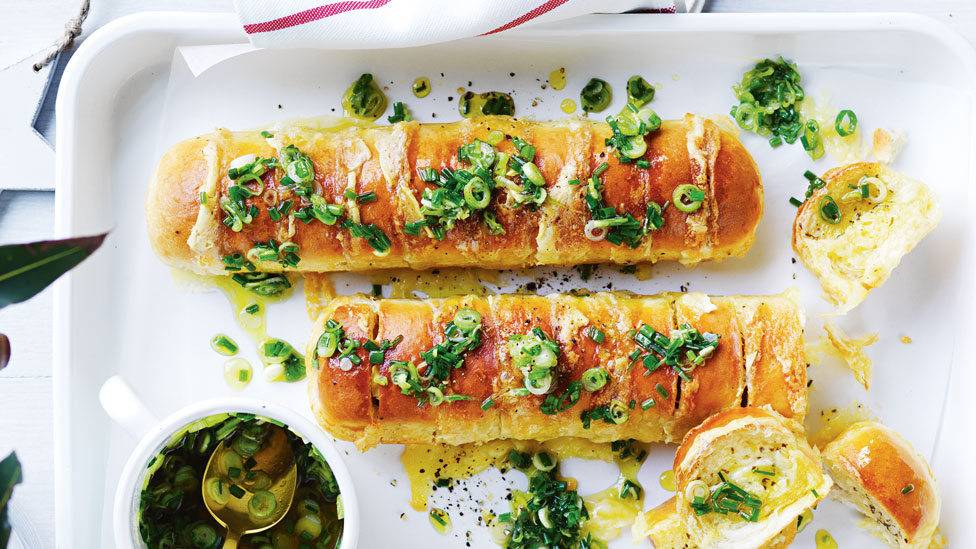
<box><xmin>222</xmin><ymin>529</ymin><xmax>242</xmax><ymax>549</ymax></box>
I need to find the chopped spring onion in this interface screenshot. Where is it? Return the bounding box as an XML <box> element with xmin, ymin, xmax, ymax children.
<box><xmin>641</xmin><ymin>398</ymin><xmax>656</xmax><ymax>410</ymax></box>
<box><xmin>454</xmin><ymin>308</ymin><xmax>482</xmax><ymax>332</ymax></box>
<box><xmin>789</xmin><ymin>197</ymin><xmax>803</xmax><ymax>207</ymax></box>
<box><xmin>580</xmin><ymin>78</ymin><xmax>612</xmax><ymax>113</ymax></box>
<box><xmin>800</xmin><ymin>119</ymin><xmax>825</xmax><ymax>160</ymax></box>
<box><xmin>902</xmin><ymin>484</ymin><xmax>915</xmax><ymax>495</ymax></box>
<box><xmin>481</xmin><ymin>397</ymin><xmax>496</xmax><ymax>410</ymax></box>
<box><xmin>581</xmin><ymin>368</ymin><xmax>609</xmax><ymax>392</ymax></box>
<box><xmin>835</xmin><ymin>109</ymin><xmax>857</xmax><ymax>136</ymax></box>
<box><xmin>689</xmin><ymin>477</ymin><xmax>763</xmax><ymax>522</ymax></box>
<box><xmin>248</xmin><ymin>490</ymin><xmax>277</xmax><ymax>519</ymax></box>
<box><xmin>387</xmin><ymin>101</ymin><xmax>412</xmax><ymax>124</ymax></box>
<box><xmin>655</xmin><ymin>383</ymin><xmax>669</xmax><ymax>399</ymax></box>
<box><xmin>531</xmin><ymin>452</ymin><xmax>557</xmax><ymax>472</ymax></box>
<box><xmin>626</xmin><ymin>75</ymin><xmax>655</xmax><ymax>107</ymax></box>
<box><xmin>211</xmin><ymin>334</ymin><xmax>239</xmax><ymax>356</ymax></box>
<box><xmin>279</xmin><ymin>145</ymin><xmax>315</xmax><ymax>195</ymax></box>
<box><xmin>343</xmin><ymin>73</ymin><xmax>387</xmax><ymax>120</ymax></box>
<box><xmin>485</xmin><ymin>130</ymin><xmax>505</xmax><ymax>146</ymax></box>
<box><xmin>587</xmin><ymin>326</ymin><xmax>605</xmax><ymax>344</ymax></box>
<box><xmin>540</xmin><ymin>381</ymin><xmax>582</xmax><ymax>415</ymax></box>
<box><xmin>260</xmin><ymin>130</ymin><xmax>274</xmax><ymax>138</ymax></box>
<box><xmin>673</xmin><ymin>184</ymin><xmax>705</xmax><ymax>213</ymax></box>
<box><xmin>231</xmin><ymin>272</ymin><xmax>291</xmax><ymax>297</ymax></box>
<box><xmin>509</xmin><ymin>328</ymin><xmax>560</xmax><ymax>396</ymax></box>
<box><xmin>818</xmin><ymin>195</ymin><xmax>842</xmax><ymax>224</ymax></box>
<box><xmin>731</xmin><ymin>57</ymin><xmax>805</xmax><ymax>146</ymax></box>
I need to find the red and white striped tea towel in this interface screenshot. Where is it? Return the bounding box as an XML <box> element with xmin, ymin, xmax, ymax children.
<box><xmin>234</xmin><ymin>0</ymin><xmax>704</xmax><ymax>50</ymax></box>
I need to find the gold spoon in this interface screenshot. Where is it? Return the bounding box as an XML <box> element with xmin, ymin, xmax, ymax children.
<box><xmin>201</xmin><ymin>423</ymin><xmax>298</xmax><ymax>549</ymax></box>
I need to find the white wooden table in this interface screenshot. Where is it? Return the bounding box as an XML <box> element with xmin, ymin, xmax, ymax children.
<box><xmin>0</xmin><ymin>1</ymin><xmax>973</xmax><ymax>546</ymax></box>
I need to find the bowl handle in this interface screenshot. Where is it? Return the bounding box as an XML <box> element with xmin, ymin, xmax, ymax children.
<box><xmin>99</xmin><ymin>376</ymin><xmax>160</xmax><ymax>438</ymax></box>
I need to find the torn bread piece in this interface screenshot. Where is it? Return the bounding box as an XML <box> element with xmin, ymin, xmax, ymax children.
<box><xmin>673</xmin><ymin>407</ymin><xmax>831</xmax><ymax>549</ymax></box>
<box><xmin>822</xmin><ymin>421</ymin><xmax>943</xmax><ymax>548</ymax></box>
<box><xmin>873</xmin><ymin>128</ymin><xmax>907</xmax><ymax>165</ymax></box>
<box><xmin>636</xmin><ymin>496</ymin><xmax>796</xmax><ymax>549</ymax></box>
<box><xmin>793</xmin><ymin>163</ymin><xmax>940</xmax><ymax>313</ymax></box>
<box><xmin>809</xmin><ymin>320</ymin><xmax>878</xmax><ymax>390</ymax></box>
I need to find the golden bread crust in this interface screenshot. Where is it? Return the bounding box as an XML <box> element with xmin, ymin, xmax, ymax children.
<box><xmin>822</xmin><ymin>421</ymin><xmax>941</xmax><ymax>548</ymax></box>
<box><xmin>148</xmin><ymin>115</ymin><xmax>763</xmax><ymax>274</ymax></box>
<box><xmin>305</xmin><ymin>291</ymin><xmax>805</xmax><ymax>450</ymax></box>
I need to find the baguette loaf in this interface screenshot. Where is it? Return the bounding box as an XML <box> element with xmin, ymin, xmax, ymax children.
<box><xmin>147</xmin><ymin>114</ymin><xmax>762</xmax><ymax>274</ymax></box>
<box><xmin>305</xmin><ymin>290</ymin><xmax>806</xmax><ymax>449</ymax></box>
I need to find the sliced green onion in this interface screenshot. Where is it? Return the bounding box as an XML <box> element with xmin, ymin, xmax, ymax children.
<box><xmin>641</xmin><ymin>398</ymin><xmax>656</xmax><ymax>410</ymax></box>
<box><xmin>520</xmin><ymin>162</ymin><xmax>545</xmax><ymax>187</ymax></box>
<box><xmin>607</xmin><ymin>400</ymin><xmax>629</xmax><ymax>424</ymax></box>
<box><xmin>462</xmin><ymin>177</ymin><xmax>491</xmax><ymax>209</ymax></box>
<box><xmin>902</xmin><ymin>484</ymin><xmax>915</xmax><ymax>495</ymax></box>
<box><xmin>211</xmin><ymin>334</ymin><xmax>239</xmax><ymax>356</ymax></box>
<box><xmin>453</xmin><ymin>308</ymin><xmax>482</xmax><ymax>332</ymax></box>
<box><xmin>789</xmin><ymin>197</ymin><xmax>803</xmax><ymax>207</ymax></box>
<box><xmin>581</xmin><ymin>368</ymin><xmax>609</xmax><ymax>392</ymax></box>
<box><xmin>673</xmin><ymin>184</ymin><xmax>705</xmax><ymax>213</ymax></box>
<box><xmin>818</xmin><ymin>195</ymin><xmax>842</xmax><ymax>224</ymax></box>
<box><xmin>587</xmin><ymin>326</ymin><xmax>605</xmax><ymax>344</ymax></box>
<box><xmin>655</xmin><ymin>383</ymin><xmax>669</xmax><ymax>399</ymax></box>
<box><xmin>835</xmin><ymin>110</ymin><xmax>857</xmax><ymax>137</ymax></box>
<box><xmin>626</xmin><ymin>75</ymin><xmax>655</xmax><ymax>107</ymax></box>
<box><xmin>580</xmin><ymin>78</ymin><xmax>612</xmax><ymax>113</ymax></box>
<box><xmin>486</xmin><ymin>130</ymin><xmax>505</xmax><ymax>146</ymax></box>
<box><xmin>531</xmin><ymin>452</ymin><xmax>557</xmax><ymax>472</ymax></box>
<box><xmin>481</xmin><ymin>397</ymin><xmax>495</xmax><ymax>410</ymax></box>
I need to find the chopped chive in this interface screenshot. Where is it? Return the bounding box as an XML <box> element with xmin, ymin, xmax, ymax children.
<box><xmin>753</xmin><ymin>469</ymin><xmax>776</xmax><ymax>476</ymax></box>
<box><xmin>587</xmin><ymin>326</ymin><xmax>606</xmax><ymax>344</ymax></box>
<box><xmin>902</xmin><ymin>484</ymin><xmax>914</xmax><ymax>495</ymax></box>
<box><xmin>244</xmin><ymin>303</ymin><xmax>260</xmax><ymax>314</ymax></box>
<box><xmin>568</xmin><ymin>178</ymin><xmax>581</xmax><ymax>185</ymax></box>
<box><xmin>635</xmin><ymin>159</ymin><xmax>650</xmax><ymax>169</ymax></box>
<box><xmin>229</xmin><ymin>484</ymin><xmax>245</xmax><ymax>498</ymax></box>
<box><xmin>812</xmin><ymin>489</ymin><xmax>819</xmax><ymax>498</ymax></box>
<box><xmin>789</xmin><ymin>197</ymin><xmax>803</xmax><ymax>207</ymax></box>
<box><xmin>260</xmin><ymin>130</ymin><xmax>274</xmax><ymax>138</ymax></box>
<box><xmin>358</xmin><ymin>191</ymin><xmax>378</xmax><ymax>203</ymax></box>
<box><xmin>655</xmin><ymin>383</ymin><xmax>669</xmax><ymax>398</ymax></box>
<box><xmin>343</xmin><ymin>189</ymin><xmax>358</xmax><ymax>201</ymax></box>
<box><xmin>481</xmin><ymin>397</ymin><xmax>495</xmax><ymax>410</ymax></box>
<box><xmin>641</xmin><ymin>398</ymin><xmax>656</xmax><ymax>410</ymax></box>
<box><xmin>199</xmin><ymin>191</ymin><xmax>207</xmax><ymax>205</ymax></box>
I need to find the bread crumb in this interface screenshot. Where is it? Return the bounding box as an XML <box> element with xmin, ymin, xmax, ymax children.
<box><xmin>900</xmin><ymin>335</ymin><xmax>912</xmax><ymax>344</ymax></box>
<box><xmin>872</xmin><ymin>128</ymin><xmax>907</xmax><ymax>164</ymax></box>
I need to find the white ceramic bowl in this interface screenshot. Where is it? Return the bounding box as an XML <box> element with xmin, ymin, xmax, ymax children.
<box><xmin>101</xmin><ymin>376</ymin><xmax>358</xmax><ymax>549</ymax></box>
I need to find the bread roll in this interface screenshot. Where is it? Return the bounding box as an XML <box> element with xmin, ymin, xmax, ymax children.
<box><xmin>793</xmin><ymin>163</ymin><xmax>939</xmax><ymax>313</ymax></box>
<box><xmin>638</xmin><ymin>497</ymin><xmax>796</xmax><ymax>549</ymax></box>
<box><xmin>673</xmin><ymin>407</ymin><xmax>831</xmax><ymax>549</ymax></box>
<box><xmin>306</xmin><ymin>291</ymin><xmax>806</xmax><ymax>449</ymax></box>
<box><xmin>147</xmin><ymin>114</ymin><xmax>762</xmax><ymax>274</ymax></box>
<box><xmin>822</xmin><ymin>421</ymin><xmax>942</xmax><ymax>548</ymax></box>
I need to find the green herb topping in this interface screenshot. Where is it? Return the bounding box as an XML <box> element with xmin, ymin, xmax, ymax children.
<box><xmin>580</xmin><ymin>78</ymin><xmax>612</xmax><ymax>113</ymax></box>
<box><xmin>626</xmin><ymin>75</ymin><xmax>655</xmax><ymax>108</ymax></box>
<box><xmin>688</xmin><ymin>473</ymin><xmax>763</xmax><ymax>522</ymax></box>
<box><xmin>343</xmin><ymin>73</ymin><xmax>387</xmax><ymax>120</ymax></box>
<box><xmin>387</xmin><ymin>308</ymin><xmax>483</xmax><ymax>406</ymax></box>
<box><xmin>499</xmin><ymin>452</ymin><xmax>596</xmax><ymax>549</ymax></box>
<box><xmin>387</xmin><ymin>101</ymin><xmax>412</xmax><ymax>124</ymax></box>
<box><xmin>584</xmin><ymin>161</ymin><xmax>668</xmax><ymax>248</ymax></box>
<box><xmin>509</xmin><ymin>327</ymin><xmax>560</xmax><ymax>396</ymax></box>
<box><xmin>580</xmin><ymin>399</ymin><xmax>629</xmax><ymax>428</ymax></box>
<box><xmin>628</xmin><ymin>323</ymin><xmax>720</xmax><ymax>381</ymax></box>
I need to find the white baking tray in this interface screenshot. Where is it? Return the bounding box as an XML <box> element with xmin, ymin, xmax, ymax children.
<box><xmin>54</xmin><ymin>12</ymin><xmax>976</xmax><ymax>548</ymax></box>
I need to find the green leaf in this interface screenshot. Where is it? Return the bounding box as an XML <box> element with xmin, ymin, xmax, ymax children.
<box><xmin>0</xmin><ymin>452</ymin><xmax>22</xmax><ymax>549</ymax></box>
<box><xmin>0</xmin><ymin>233</ymin><xmax>107</xmax><ymax>310</ymax></box>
